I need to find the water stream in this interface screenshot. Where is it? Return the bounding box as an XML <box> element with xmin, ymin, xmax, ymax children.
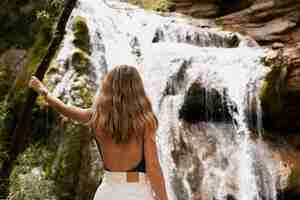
<box><xmin>50</xmin><ymin>0</ymin><xmax>277</xmax><ymax>199</ymax></box>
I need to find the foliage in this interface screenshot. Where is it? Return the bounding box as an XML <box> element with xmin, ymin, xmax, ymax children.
<box><xmin>8</xmin><ymin>142</ymin><xmax>57</xmax><ymax>200</ymax></box>
<box><xmin>0</xmin><ymin>0</ymin><xmax>64</xmax><ymax>52</ymax></box>
<box><xmin>0</xmin><ymin>101</ymin><xmax>11</xmax><ymax>170</ymax></box>
<box><xmin>12</xmin><ymin>33</ymin><xmax>50</xmax><ymax>106</ymax></box>
<box><xmin>50</xmin><ymin>122</ymin><xmax>84</xmax><ymax>199</ymax></box>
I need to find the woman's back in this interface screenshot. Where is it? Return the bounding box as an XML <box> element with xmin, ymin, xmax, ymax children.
<box><xmin>95</xmin><ymin>129</ymin><xmax>145</xmax><ymax>172</ymax></box>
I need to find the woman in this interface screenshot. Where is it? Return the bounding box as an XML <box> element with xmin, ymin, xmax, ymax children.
<box><xmin>29</xmin><ymin>65</ymin><xmax>168</xmax><ymax>200</ymax></box>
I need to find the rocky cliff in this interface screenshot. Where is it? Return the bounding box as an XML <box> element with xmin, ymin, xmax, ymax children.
<box><xmin>171</xmin><ymin>0</ymin><xmax>300</xmax><ymax>133</ymax></box>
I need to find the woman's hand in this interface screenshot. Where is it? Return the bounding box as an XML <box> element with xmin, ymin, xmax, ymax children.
<box><xmin>29</xmin><ymin>76</ymin><xmax>49</xmax><ymax>96</ymax></box>
<box><xmin>29</xmin><ymin>76</ymin><xmax>92</xmax><ymax>123</ymax></box>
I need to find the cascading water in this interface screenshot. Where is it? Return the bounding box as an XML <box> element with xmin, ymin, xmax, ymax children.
<box><xmin>49</xmin><ymin>0</ymin><xmax>277</xmax><ymax>199</ymax></box>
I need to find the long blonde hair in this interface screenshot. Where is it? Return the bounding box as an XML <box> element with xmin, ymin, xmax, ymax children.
<box><xmin>90</xmin><ymin>65</ymin><xmax>158</xmax><ymax>143</ymax></box>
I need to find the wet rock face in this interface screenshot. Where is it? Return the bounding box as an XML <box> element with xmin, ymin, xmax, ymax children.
<box><xmin>216</xmin><ymin>0</ymin><xmax>300</xmax><ymax>46</ymax></box>
<box><xmin>259</xmin><ymin>136</ymin><xmax>300</xmax><ymax>200</ymax></box>
<box><xmin>168</xmin><ymin>118</ymin><xmax>240</xmax><ymax>200</ymax></box>
<box><xmin>260</xmin><ymin>47</ymin><xmax>300</xmax><ymax>132</ymax></box>
<box><xmin>152</xmin><ymin>26</ymin><xmax>241</xmax><ymax>48</ymax></box>
<box><xmin>179</xmin><ymin>82</ymin><xmax>234</xmax><ymax>123</ymax></box>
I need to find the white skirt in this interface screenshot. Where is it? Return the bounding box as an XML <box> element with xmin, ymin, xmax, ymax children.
<box><xmin>93</xmin><ymin>171</ymin><xmax>155</xmax><ymax>200</ymax></box>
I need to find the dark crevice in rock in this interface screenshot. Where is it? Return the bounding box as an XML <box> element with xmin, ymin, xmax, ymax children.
<box><xmin>260</xmin><ymin>48</ymin><xmax>300</xmax><ymax>133</ymax></box>
<box><xmin>217</xmin><ymin>0</ymin><xmax>254</xmax><ymax>16</ymax></box>
<box><xmin>152</xmin><ymin>28</ymin><xmax>165</xmax><ymax>43</ymax></box>
<box><xmin>277</xmin><ymin>190</ymin><xmax>300</xmax><ymax>200</ymax></box>
<box><xmin>214</xmin><ymin>194</ymin><xmax>237</xmax><ymax>200</ymax></box>
<box><xmin>224</xmin><ymin>33</ymin><xmax>240</xmax><ymax>48</ymax></box>
<box><xmin>226</xmin><ymin>194</ymin><xmax>238</xmax><ymax>200</ymax></box>
<box><xmin>179</xmin><ymin>82</ymin><xmax>235</xmax><ymax>124</ymax></box>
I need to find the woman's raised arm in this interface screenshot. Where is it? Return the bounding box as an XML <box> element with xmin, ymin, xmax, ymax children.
<box><xmin>29</xmin><ymin>76</ymin><xmax>92</xmax><ymax>123</ymax></box>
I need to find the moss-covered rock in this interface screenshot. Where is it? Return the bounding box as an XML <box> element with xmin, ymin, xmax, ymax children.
<box><xmin>288</xmin><ymin>169</ymin><xmax>300</xmax><ymax>192</ymax></box>
<box><xmin>259</xmin><ymin>49</ymin><xmax>300</xmax><ymax>132</ymax></box>
<box><xmin>71</xmin><ymin>49</ymin><xmax>91</xmax><ymax>74</ymax></box>
<box><xmin>72</xmin><ymin>16</ymin><xmax>91</xmax><ymax>54</ymax></box>
<box><xmin>71</xmin><ymin>77</ymin><xmax>94</xmax><ymax>107</ymax></box>
<box><xmin>129</xmin><ymin>0</ymin><xmax>174</xmax><ymax>12</ymax></box>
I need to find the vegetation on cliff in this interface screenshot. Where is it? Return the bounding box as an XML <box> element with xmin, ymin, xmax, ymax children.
<box><xmin>260</xmin><ymin>49</ymin><xmax>300</xmax><ymax>133</ymax></box>
<box><xmin>129</xmin><ymin>0</ymin><xmax>174</xmax><ymax>12</ymax></box>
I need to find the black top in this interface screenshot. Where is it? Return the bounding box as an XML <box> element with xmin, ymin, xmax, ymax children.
<box><xmin>93</xmin><ymin>134</ymin><xmax>146</xmax><ymax>173</ymax></box>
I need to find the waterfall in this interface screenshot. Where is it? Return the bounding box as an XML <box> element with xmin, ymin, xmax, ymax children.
<box><xmin>50</xmin><ymin>0</ymin><xmax>278</xmax><ymax>199</ymax></box>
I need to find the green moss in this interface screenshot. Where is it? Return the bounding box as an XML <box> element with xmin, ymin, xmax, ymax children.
<box><xmin>71</xmin><ymin>49</ymin><xmax>91</xmax><ymax>74</ymax></box>
<box><xmin>259</xmin><ymin>81</ymin><xmax>282</xmax><ymax>113</ymax></box>
<box><xmin>150</xmin><ymin>0</ymin><xmax>174</xmax><ymax>12</ymax></box>
<box><xmin>129</xmin><ymin>0</ymin><xmax>174</xmax><ymax>12</ymax></box>
<box><xmin>0</xmin><ymin>64</ymin><xmax>13</xmax><ymax>101</ymax></box>
<box><xmin>288</xmin><ymin>168</ymin><xmax>300</xmax><ymax>190</ymax></box>
<box><xmin>259</xmin><ymin>54</ymin><xmax>290</xmax><ymax>131</ymax></box>
<box><xmin>72</xmin><ymin>16</ymin><xmax>91</xmax><ymax>53</ymax></box>
<box><xmin>51</xmin><ymin>123</ymin><xmax>83</xmax><ymax>199</ymax></box>
<box><xmin>0</xmin><ymin>101</ymin><xmax>10</xmax><ymax>170</ymax></box>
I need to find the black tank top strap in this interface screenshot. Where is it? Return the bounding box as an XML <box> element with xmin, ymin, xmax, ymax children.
<box><xmin>127</xmin><ymin>136</ymin><xmax>146</xmax><ymax>172</ymax></box>
<box><xmin>92</xmin><ymin>133</ymin><xmax>107</xmax><ymax>168</ymax></box>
